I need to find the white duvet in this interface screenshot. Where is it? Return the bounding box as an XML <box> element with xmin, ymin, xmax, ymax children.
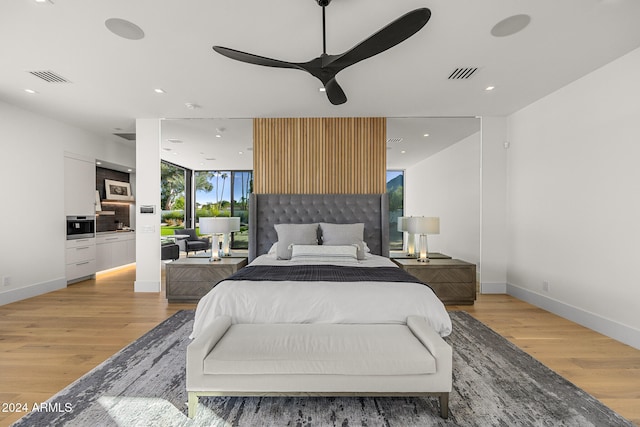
<box><xmin>190</xmin><ymin>254</ymin><xmax>452</xmax><ymax>339</ymax></box>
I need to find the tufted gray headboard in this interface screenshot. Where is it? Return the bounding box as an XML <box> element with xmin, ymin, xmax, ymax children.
<box><xmin>248</xmin><ymin>193</ymin><xmax>389</xmax><ymax>262</ymax></box>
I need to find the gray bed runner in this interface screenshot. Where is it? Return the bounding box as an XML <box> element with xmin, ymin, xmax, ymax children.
<box><xmin>222</xmin><ymin>265</ymin><xmax>432</xmax><ymax>289</ymax></box>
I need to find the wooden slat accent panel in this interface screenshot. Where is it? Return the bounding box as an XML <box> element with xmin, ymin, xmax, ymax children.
<box><xmin>253</xmin><ymin>117</ymin><xmax>386</xmax><ymax>194</ymax></box>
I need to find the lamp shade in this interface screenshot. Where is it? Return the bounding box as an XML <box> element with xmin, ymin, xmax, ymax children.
<box><xmin>397</xmin><ymin>216</ymin><xmax>410</xmax><ymax>232</ymax></box>
<box><xmin>228</xmin><ymin>217</ymin><xmax>241</xmax><ymax>232</ymax></box>
<box><xmin>407</xmin><ymin>217</ymin><xmax>440</xmax><ymax>235</ymax></box>
<box><xmin>199</xmin><ymin>217</ymin><xmax>237</xmax><ymax>234</ymax></box>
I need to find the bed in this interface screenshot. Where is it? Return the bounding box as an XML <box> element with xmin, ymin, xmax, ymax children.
<box><xmin>186</xmin><ymin>194</ymin><xmax>453</xmax><ymax>419</ymax></box>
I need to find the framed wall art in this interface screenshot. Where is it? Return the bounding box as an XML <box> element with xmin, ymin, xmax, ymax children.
<box><xmin>105</xmin><ymin>179</ymin><xmax>134</xmax><ymax>201</ymax></box>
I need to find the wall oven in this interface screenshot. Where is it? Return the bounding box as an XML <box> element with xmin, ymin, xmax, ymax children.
<box><xmin>66</xmin><ymin>216</ymin><xmax>95</xmax><ymax>240</ymax></box>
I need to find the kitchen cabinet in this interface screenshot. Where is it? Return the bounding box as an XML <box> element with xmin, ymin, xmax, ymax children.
<box><xmin>96</xmin><ymin>232</ymin><xmax>136</xmax><ymax>271</ymax></box>
<box><xmin>66</xmin><ymin>238</ymin><xmax>96</xmax><ymax>283</ymax></box>
<box><xmin>64</xmin><ymin>152</ymin><xmax>96</xmax><ymax>216</ymax></box>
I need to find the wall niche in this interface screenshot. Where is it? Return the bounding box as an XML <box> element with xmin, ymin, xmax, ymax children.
<box><xmin>96</xmin><ymin>167</ymin><xmax>132</xmax><ymax>232</ymax></box>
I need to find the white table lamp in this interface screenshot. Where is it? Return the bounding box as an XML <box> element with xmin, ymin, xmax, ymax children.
<box><xmin>221</xmin><ymin>217</ymin><xmax>240</xmax><ymax>256</ymax></box>
<box><xmin>199</xmin><ymin>217</ymin><xmax>241</xmax><ymax>261</ymax></box>
<box><xmin>198</xmin><ymin>217</ymin><xmax>225</xmax><ymax>261</ymax></box>
<box><xmin>398</xmin><ymin>216</ymin><xmax>415</xmax><ymax>257</ymax></box>
<box><xmin>408</xmin><ymin>217</ymin><xmax>440</xmax><ymax>262</ymax></box>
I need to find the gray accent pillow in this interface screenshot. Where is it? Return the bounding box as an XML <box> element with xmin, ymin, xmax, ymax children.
<box><xmin>319</xmin><ymin>223</ymin><xmax>366</xmax><ymax>260</ymax></box>
<box><xmin>274</xmin><ymin>223</ymin><xmax>319</xmax><ymax>259</ymax></box>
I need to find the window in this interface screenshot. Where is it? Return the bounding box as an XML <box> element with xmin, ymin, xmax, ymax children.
<box><xmin>194</xmin><ymin>170</ymin><xmax>253</xmax><ymax>249</ymax></box>
<box><xmin>160</xmin><ymin>161</ymin><xmax>186</xmax><ymax>235</ymax></box>
<box><xmin>387</xmin><ymin>170</ymin><xmax>404</xmax><ymax>251</ymax></box>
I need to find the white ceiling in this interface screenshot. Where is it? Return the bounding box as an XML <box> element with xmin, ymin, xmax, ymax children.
<box><xmin>161</xmin><ymin>118</ymin><xmax>255</xmax><ymax>170</ymax></box>
<box><xmin>2</xmin><ymin>0</ymin><xmax>640</xmax><ymax>169</ymax></box>
<box><xmin>159</xmin><ymin>117</ymin><xmax>481</xmax><ymax>171</ymax></box>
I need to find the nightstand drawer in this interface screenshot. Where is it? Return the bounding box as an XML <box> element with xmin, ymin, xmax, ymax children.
<box><xmin>167</xmin><ymin>265</ymin><xmax>235</xmax><ymax>283</ymax></box>
<box><xmin>428</xmin><ymin>282</ymin><xmax>476</xmax><ymax>304</ymax></box>
<box><xmin>165</xmin><ymin>281</ymin><xmax>219</xmax><ymax>301</ymax></box>
<box><xmin>403</xmin><ymin>266</ymin><xmax>473</xmax><ymax>283</ymax></box>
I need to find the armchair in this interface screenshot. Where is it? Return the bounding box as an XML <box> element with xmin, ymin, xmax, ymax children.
<box><xmin>161</xmin><ymin>240</ymin><xmax>179</xmax><ymax>261</ymax></box>
<box><xmin>174</xmin><ymin>229</ymin><xmax>210</xmax><ymax>255</ymax></box>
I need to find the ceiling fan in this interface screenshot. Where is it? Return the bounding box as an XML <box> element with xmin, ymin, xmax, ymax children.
<box><xmin>212</xmin><ymin>1</ymin><xmax>431</xmax><ymax>105</ymax></box>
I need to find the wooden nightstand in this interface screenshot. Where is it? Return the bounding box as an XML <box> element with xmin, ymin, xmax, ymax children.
<box><xmin>389</xmin><ymin>251</ymin><xmax>452</xmax><ymax>260</ymax></box>
<box><xmin>166</xmin><ymin>257</ymin><xmax>247</xmax><ymax>303</ymax></box>
<box><xmin>392</xmin><ymin>258</ymin><xmax>476</xmax><ymax>305</ymax></box>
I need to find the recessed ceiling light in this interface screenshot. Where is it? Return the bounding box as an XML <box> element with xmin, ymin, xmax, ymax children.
<box><xmin>185</xmin><ymin>103</ymin><xmax>200</xmax><ymax>109</ymax></box>
<box><xmin>24</xmin><ymin>89</ymin><xmax>37</xmax><ymax>94</ymax></box>
<box><xmin>485</xmin><ymin>86</ymin><xmax>495</xmax><ymax>91</ymax></box>
<box><xmin>105</xmin><ymin>18</ymin><xmax>145</xmax><ymax>40</ymax></box>
<box><xmin>319</xmin><ymin>88</ymin><xmax>326</xmax><ymax>92</ymax></box>
<box><xmin>154</xmin><ymin>88</ymin><xmax>166</xmax><ymax>94</ymax></box>
<box><xmin>423</xmin><ymin>133</ymin><xmax>429</xmax><ymax>137</ymax></box>
<box><xmin>127</xmin><ymin>169</ymin><xmax>132</xmax><ymax>172</ymax></box>
<box><xmin>173</xmin><ymin>152</ymin><xmax>179</xmax><ymax>155</ymax></box>
<box><xmin>238</xmin><ymin>151</ymin><xmax>244</xmax><ymax>155</ymax></box>
<box><xmin>96</xmin><ymin>161</ymin><xmax>102</xmax><ymax>165</ymax></box>
<box><xmin>35</xmin><ymin>0</ymin><xmax>53</xmax><ymax>4</ymax></box>
<box><xmin>401</xmin><ymin>150</ymin><xmax>406</xmax><ymax>154</ymax></box>
<box><xmin>215</xmin><ymin>134</ymin><xmax>222</xmax><ymax>138</ymax></box>
<box><xmin>491</xmin><ymin>14</ymin><xmax>531</xmax><ymax>37</ymax></box>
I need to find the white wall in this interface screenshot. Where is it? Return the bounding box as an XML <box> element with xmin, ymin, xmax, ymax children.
<box><xmin>405</xmin><ymin>132</ymin><xmax>481</xmax><ymax>267</ymax></box>
<box><xmin>505</xmin><ymin>46</ymin><xmax>640</xmax><ymax>348</ymax></box>
<box><xmin>0</xmin><ymin>101</ymin><xmax>135</xmax><ymax>305</ymax></box>
<box><xmin>134</xmin><ymin>119</ymin><xmax>161</xmax><ymax>292</ymax></box>
<box><xmin>480</xmin><ymin>117</ymin><xmax>509</xmax><ymax>293</ymax></box>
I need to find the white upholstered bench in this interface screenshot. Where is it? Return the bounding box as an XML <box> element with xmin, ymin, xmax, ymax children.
<box><xmin>186</xmin><ymin>315</ymin><xmax>452</xmax><ymax>419</ymax></box>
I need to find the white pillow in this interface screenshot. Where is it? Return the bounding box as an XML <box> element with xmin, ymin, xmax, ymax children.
<box><xmin>320</xmin><ymin>222</ymin><xmax>366</xmax><ymax>260</ymax></box>
<box><xmin>267</xmin><ymin>242</ymin><xmax>277</xmax><ymax>255</ymax></box>
<box><xmin>290</xmin><ymin>244</ymin><xmax>358</xmax><ymax>263</ymax></box>
<box><xmin>274</xmin><ymin>223</ymin><xmax>319</xmax><ymax>259</ymax></box>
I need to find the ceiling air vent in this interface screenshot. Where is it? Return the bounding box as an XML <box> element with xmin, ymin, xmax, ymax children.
<box><xmin>28</xmin><ymin>70</ymin><xmax>71</xmax><ymax>83</ymax></box>
<box><xmin>386</xmin><ymin>137</ymin><xmax>403</xmax><ymax>144</ymax></box>
<box><xmin>114</xmin><ymin>133</ymin><xmax>136</xmax><ymax>141</ymax></box>
<box><xmin>448</xmin><ymin>67</ymin><xmax>478</xmax><ymax>80</ymax></box>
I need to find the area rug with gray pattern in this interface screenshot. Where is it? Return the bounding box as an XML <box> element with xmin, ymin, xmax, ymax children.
<box><xmin>11</xmin><ymin>310</ymin><xmax>634</xmax><ymax>426</ymax></box>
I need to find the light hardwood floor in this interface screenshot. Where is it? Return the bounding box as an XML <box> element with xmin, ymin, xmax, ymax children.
<box><xmin>0</xmin><ymin>265</ymin><xmax>638</xmax><ymax>426</ymax></box>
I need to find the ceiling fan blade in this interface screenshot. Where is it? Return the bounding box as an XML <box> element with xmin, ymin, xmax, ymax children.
<box><xmin>326</xmin><ymin>8</ymin><xmax>431</xmax><ymax>72</ymax></box>
<box><xmin>213</xmin><ymin>46</ymin><xmax>300</xmax><ymax>70</ymax></box>
<box><xmin>324</xmin><ymin>77</ymin><xmax>347</xmax><ymax>105</ymax></box>
<box><xmin>214</xmin><ymin>47</ymin><xmax>346</xmax><ymax>103</ymax></box>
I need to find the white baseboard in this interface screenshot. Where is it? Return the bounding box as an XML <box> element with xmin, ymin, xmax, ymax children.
<box><xmin>507</xmin><ymin>284</ymin><xmax>640</xmax><ymax>350</ymax></box>
<box><xmin>134</xmin><ymin>280</ymin><xmax>161</xmax><ymax>292</ymax></box>
<box><xmin>480</xmin><ymin>282</ymin><xmax>507</xmax><ymax>294</ymax></box>
<box><xmin>0</xmin><ymin>278</ymin><xmax>67</xmax><ymax>306</ymax></box>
